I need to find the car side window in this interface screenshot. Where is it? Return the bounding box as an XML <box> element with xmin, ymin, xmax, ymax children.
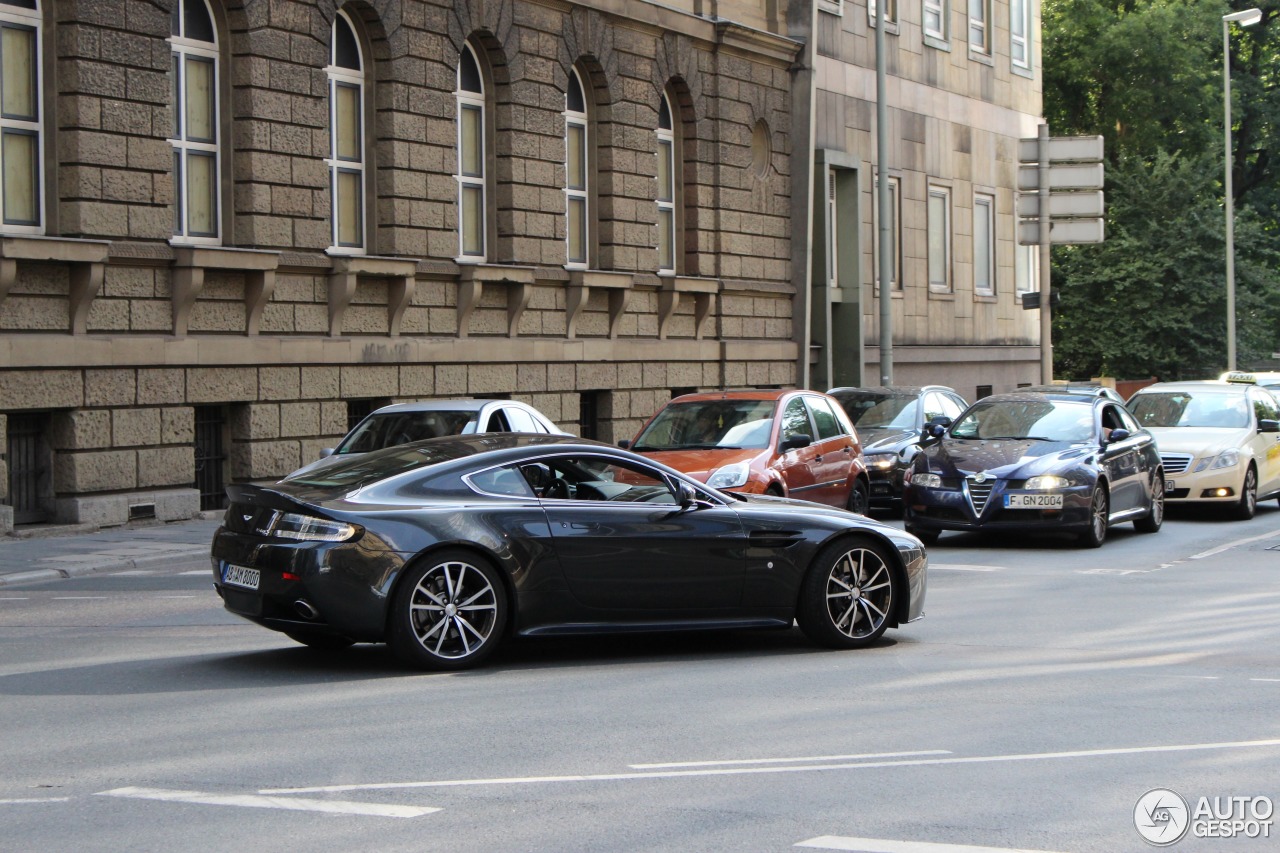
<box><xmin>780</xmin><ymin>398</ymin><xmax>813</xmax><ymax>443</ymax></box>
<box><xmin>468</xmin><ymin>465</ymin><xmax>537</xmax><ymax>498</ymax></box>
<box><xmin>922</xmin><ymin>393</ymin><xmax>945</xmax><ymax>422</ymax></box>
<box><xmin>1117</xmin><ymin>407</ymin><xmax>1142</xmax><ymax>433</ymax></box>
<box><xmin>1251</xmin><ymin>391</ymin><xmax>1279</xmax><ymax>425</ymax></box>
<box><xmin>942</xmin><ymin>394</ymin><xmax>967</xmax><ymax>419</ymax></box>
<box><xmin>485</xmin><ymin>409</ymin><xmax>512</xmax><ymax>432</ymax></box>
<box><xmin>522</xmin><ymin>455</ymin><xmax>680</xmax><ymax>505</ymax></box>
<box><xmin>805</xmin><ymin>397</ymin><xmax>845</xmax><ymax>440</ymax></box>
<box><xmin>1101</xmin><ymin>405</ymin><xmax>1126</xmax><ymax>436</ymax></box>
<box><xmin>503</xmin><ymin>406</ymin><xmax>539</xmax><ymax>433</ymax></box>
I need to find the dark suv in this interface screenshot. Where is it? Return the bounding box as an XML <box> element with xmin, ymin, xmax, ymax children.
<box><xmin>827</xmin><ymin>385</ymin><xmax>969</xmax><ymax>512</ymax></box>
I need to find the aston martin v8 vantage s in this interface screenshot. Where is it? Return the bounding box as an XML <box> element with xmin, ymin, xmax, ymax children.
<box><xmin>211</xmin><ymin>435</ymin><xmax>927</xmax><ymax>670</ymax></box>
<box><xmin>903</xmin><ymin>392</ymin><xmax>1164</xmax><ymax>548</ymax></box>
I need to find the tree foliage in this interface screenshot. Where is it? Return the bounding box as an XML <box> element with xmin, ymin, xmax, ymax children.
<box><xmin>1042</xmin><ymin>0</ymin><xmax>1280</xmax><ymax>378</ymax></box>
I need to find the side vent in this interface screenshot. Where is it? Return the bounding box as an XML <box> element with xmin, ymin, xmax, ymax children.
<box><xmin>748</xmin><ymin>530</ymin><xmax>805</xmax><ymax>549</ymax></box>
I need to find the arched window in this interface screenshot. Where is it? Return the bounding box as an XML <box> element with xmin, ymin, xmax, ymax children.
<box><xmin>655</xmin><ymin>90</ymin><xmax>677</xmax><ymax>275</ymax></box>
<box><xmin>564</xmin><ymin>67</ymin><xmax>589</xmax><ymax>269</ymax></box>
<box><xmin>327</xmin><ymin>10</ymin><xmax>365</xmax><ymax>252</ymax></box>
<box><xmin>170</xmin><ymin>0</ymin><xmax>219</xmax><ymax>242</ymax></box>
<box><xmin>1</xmin><ymin>0</ymin><xmax>43</xmax><ymax>232</ymax></box>
<box><xmin>456</xmin><ymin>43</ymin><xmax>486</xmax><ymax>261</ymax></box>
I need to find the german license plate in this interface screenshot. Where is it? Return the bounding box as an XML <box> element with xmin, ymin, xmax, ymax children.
<box><xmin>222</xmin><ymin>564</ymin><xmax>261</xmax><ymax>590</ymax></box>
<box><xmin>1005</xmin><ymin>493</ymin><xmax>1064</xmax><ymax>509</ymax></box>
<box><xmin>1164</xmin><ymin>479</ymin><xmax>1176</xmax><ymax>494</ymax></box>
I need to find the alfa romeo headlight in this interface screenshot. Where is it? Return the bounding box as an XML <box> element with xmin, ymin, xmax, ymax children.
<box><xmin>706</xmin><ymin>461</ymin><xmax>750</xmax><ymax>489</ymax></box>
<box><xmin>910</xmin><ymin>472</ymin><xmax>942</xmax><ymax>488</ymax></box>
<box><xmin>1024</xmin><ymin>475</ymin><xmax>1069</xmax><ymax>490</ymax></box>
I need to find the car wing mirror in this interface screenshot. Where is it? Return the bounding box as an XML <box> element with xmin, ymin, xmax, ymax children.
<box><xmin>618</xmin><ymin>439</ymin><xmax>631</xmax><ymax>449</ymax></box>
<box><xmin>1106</xmin><ymin>428</ymin><xmax>1131</xmax><ymax>443</ymax></box>
<box><xmin>1259</xmin><ymin>419</ymin><xmax>1280</xmax><ymax>434</ymax></box>
<box><xmin>319</xmin><ymin>447</ymin><xmax>335</xmax><ymax>458</ymax></box>
<box><xmin>924</xmin><ymin>418</ymin><xmax>950</xmax><ymax>440</ymax></box>
<box><xmin>677</xmin><ymin>481</ymin><xmax>709</xmax><ymax>510</ymax></box>
<box><xmin>780</xmin><ymin>433</ymin><xmax>812</xmax><ymax>451</ymax></box>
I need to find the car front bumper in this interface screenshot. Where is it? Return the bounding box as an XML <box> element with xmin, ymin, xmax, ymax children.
<box><xmin>1161</xmin><ymin>465</ymin><xmax>1245</xmax><ymax>502</ymax></box>
<box><xmin>903</xmin><ymin>482</ymin><xmax>1095</xmax><ymax>533</ymax></box>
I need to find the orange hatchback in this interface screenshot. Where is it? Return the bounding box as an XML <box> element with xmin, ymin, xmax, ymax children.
<box><xmin>625</xmin><ymin>390</ymin><xmax>870</xmax><ymax>513</ymax></box>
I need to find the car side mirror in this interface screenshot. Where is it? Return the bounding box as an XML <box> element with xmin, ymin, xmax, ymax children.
<box><xmin>1259</xmin><ymin>419</ymin><xmax>1280</xmax><ymax>434</ymax></box>
<box><xmin>677</xmin><ymin>481</ymin><xmax>701</xmax><ymax>509</ymax></box>
<box><xmin>617</xmin><ymin>439</ymin><xmax>631</xmax><ymax>449</ymax></box>
<box><xmin>1106</xmin><ymin>428</ymin><xmax>1131</xmax><ymax>443</ymax></box>
<box><xmin>780</xmin><ymin>433</ymin><xmax>812</xmax><ymax>451</ymax></box>
<box><xmin>319</xmin><ymin>448</ymin><xmax>335</xmax><ymax>458</ymax></box>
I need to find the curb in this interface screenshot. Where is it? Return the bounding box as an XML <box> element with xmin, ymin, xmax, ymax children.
<box><xmin>0</xmin><ymin>546</ymin><xmax>211</xmax><ymax>588</ymax></box>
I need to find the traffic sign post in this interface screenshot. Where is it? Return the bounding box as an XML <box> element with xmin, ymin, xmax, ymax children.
<box><xmin>1019</xmin><ymin>126</ymin><xmax>1105</xmax><ymax>383</ymax></box>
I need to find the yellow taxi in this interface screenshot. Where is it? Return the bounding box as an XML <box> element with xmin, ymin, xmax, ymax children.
<box><xmin>1127</xmin><ymin>380</ymin><xmax>1280</xmax><ymax>519</ymax></box>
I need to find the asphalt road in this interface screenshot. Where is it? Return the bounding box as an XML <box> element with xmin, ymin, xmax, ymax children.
<box><xmin>2</xmin><ymin>506</ymin><xmax>1278</xmax><ymax>853</ymax></box>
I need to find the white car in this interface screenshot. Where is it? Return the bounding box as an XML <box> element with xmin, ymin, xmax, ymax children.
<box><xmin>1127</xmin><ymin>381</ymin><xmax>1280</xmax><ymax>519</ymax></box>
<box><xmin>289</xmin><ymin>399</ymin><xmax>571</xmax><ymax>477</ymax></box>
<box><xmin>1220</xmin><ymin>370</ymin><xmax>1280</xmax><ymax>395</ymax></box>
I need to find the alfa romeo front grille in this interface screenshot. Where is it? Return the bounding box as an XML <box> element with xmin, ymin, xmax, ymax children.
<box><xmin>1160</xmin><ymin>453</ymin><xmax>1193</xmax><ymax>475</ymax></box>
<box><xmin>966</xmin><ymin>478</ymin><xmax>995</xmax><ymax>516</ymax></box>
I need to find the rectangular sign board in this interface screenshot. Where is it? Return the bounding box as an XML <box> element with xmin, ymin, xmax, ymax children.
<box><xmin>1018</xmin><ymin>135</ymin><xmax>1105</xmax><ymax>164</ymax></box>
<box><xmin>1017</xmin><ymin>191</ymin><xmax>1105</xmax><ymax>218</ymax></box>
<box><xmin>1019</xmin><ymin>218</ymin><xmax>1105</xmax><ymax>245</ymax></box>
<box><xmin>1017</xmin><ymin>163</ymin><xmax>1105</xmax><ymax>192</ymax></box>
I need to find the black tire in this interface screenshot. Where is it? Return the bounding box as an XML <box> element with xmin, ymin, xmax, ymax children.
<box><xmin>765</xmin><ymin>484</ymin><xmax>785</xmax><ymax>498</ymax></box>
<box><xmin>1078</xmin><ymin>485</ymin><xmax>1109</xmax><ymax>548</ymax></box>
<box><xmin>846</xmin><ymin>479</ymin><xmax>870</xmax><ymax>515</ymax></box>
<box><xmin>1232</xmin><ymin>465</ymin><xmax>1257</xmax><ymax>520</ymax></box>
<box><xmin>796</xmin><ymin>537</ymin><xmax>898</xmax><ymax>649</ymax></box>
<box><xmin>1133</xmin><ymin>470</ymin><xmax>1164</xmax><ymax>534</ymax></box>
<box><xmin>905</xmin><ymin>524</ymin><xmax>940</xmax><ymax>546</ymax></box>
<box><xmin>387</xmin><ymin>549</ymin><xmax>508</xmax><ymax>671</ymax></box>
<box><xmin>284</xmin><ymin>631</ymin><xmax>355</xmax><ymax>651</ymax></box>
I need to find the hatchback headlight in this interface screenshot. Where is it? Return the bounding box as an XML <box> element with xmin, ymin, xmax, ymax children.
<box><xmin>256</xmin><ymin>510</ymin><xmax>360</xmax><ymax>542</ymax></box>
<box><xmin>706</xmin><ymin>461</ymin><xmax>750</xmax><ymax>489</ymax></box>
<box><xmin>1024</xmin><ymin>475</ymin><xmax>1069</xmax><ymax>490</ymax></box>
<box><xmin>865</xmin><ymin>452</ymin><xmax>898</xmax><ymax>470</ymax></box>
<box><xmin>910</xmin><ymin>472</ymin><xmax>942</xmax><ymax>488</ymax></box>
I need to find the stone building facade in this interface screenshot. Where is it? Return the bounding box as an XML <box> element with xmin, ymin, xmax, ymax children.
<box><xmin>0</xmin><ymin>0</ymin><xmax>800</xmax><ymax>530</ymax></box>
<box><xmin>791</xmin><ymin>0</ymin><xmax>1045</xmax><ymax>396</ymax></box>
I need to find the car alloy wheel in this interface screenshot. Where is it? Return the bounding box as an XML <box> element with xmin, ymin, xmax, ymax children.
<box><xmin>1133</xmin><ymin>471</ymin><xmax>1164</xmax><ymax>534</ymax></box>
<box><xmin>1079</xmin><ymin>486</ymin><xmax>1109</xmax><ymax>548</ymax></box>
<box><xmin>389</xmin><ymin>550</ymin><xmax>507</xmax><ymax>670</ymax></box>
<box><xmin>797</xmin><ymin>538</ymin><xmax>896</xmax><ymax>648</ymax></box>
<box><xmin>1232</xmin><ymin>465</ymin><xmax>1258</xmax><ymax>520</ymax></box>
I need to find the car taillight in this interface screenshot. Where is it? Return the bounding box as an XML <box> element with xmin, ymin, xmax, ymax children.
<box><xmin>254</xmin><ymin>510</ymin><xmax>360</xmax><ymax>542</ymax></box>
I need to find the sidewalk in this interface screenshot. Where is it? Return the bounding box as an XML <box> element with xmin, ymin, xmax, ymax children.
<box><xmin>0</xmin><ymin>516</ymin><xmax>223</xmax><ymax>587</ymax></box>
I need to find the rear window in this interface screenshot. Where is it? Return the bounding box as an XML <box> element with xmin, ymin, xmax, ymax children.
<box><xmin>288</xmin><ymin>443</ymin><xmax>472</xmax><ymax>489</ymax></box>
<box><xmin>337</xmin><ymin>410</ymin><xmax>479</xmax><ymax>454</ymax></box>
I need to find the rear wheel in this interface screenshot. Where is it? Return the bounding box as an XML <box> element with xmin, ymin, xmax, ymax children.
<box><xmin>1078</xmin><ymin>486</ymin><xmax>1109</xmax><ymax>548</ymax></box>
<box><xmin>284</xmin><ymin>631</ymin><xmax>355</xmax><ymax>651</ymax></box>
<box><xmin>797</xmin><ymin>538</ymin><xmax>897</xmax><ymax>648</ymax></box>
<box><xmin>1232</xmin><ymin>465</ymin><xmax>1257</xmax><ymax>520</ymax></box>
<box><xmin>387</xmin><ymin>550</ymin><xmax>508</xmax><ymax>671</ymax></box>
<box><xmin>1133</xmin><ymin>470</ymin><xmax>1164</xmax><ymax>534</ymax></box>
<box><xmin>846</xmin><ymin>479</ymin><xmax>870</xmax><ymax>515</ymax></box>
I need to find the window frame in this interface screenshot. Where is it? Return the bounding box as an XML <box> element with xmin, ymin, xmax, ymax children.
<box><xmin>564</xmin><ymin>66</ymin><xmax>589</xmax><ymax>270</ymax></box>
<box><xmin>1010</xmin><ymin>0</ymin><xmax>1033</xmax><ymax>73</ymax></box>
<box><xmin>826</xmin><ymin>170</ymin><xmax>838</xmax><ymax>288</ymax></box>
<box><xmin>868</xmin><ymin>0</ymin><xmax>898</xmax><ymax>28</ymax></box>
<box><xmin>973</xmin><ymin>191</ymin><xmax>996</xmax><ymax>297</ymax></box>
<box><xmin>1015</xmin><ymin>237</ymin><xmax>1037</xmax><ymax>294</ymax></box>
<box><xmin>872</xmin><ymin>171</ymin><xmax>901</xmax><ymax>291</ymax></box>
<box><xmin>0</xmin><ymin>0</ymin><xmax>43</xmax><ymax>233</ymax></box>
<box><xmin>927</xmin><ymin>183</ymin><xmax>952</xmax><ymax>293</ymax></box>
<box><xmin>456</xmin><ymin>43</ymin><xmax>487</xmax><ymax>263</ymax></box>
<box><xmin>326</xmin><ymin>9</ymin><xmax>366</xmax><ymax>254</ymax></box>
<box><xmin>968</xmin><ymin>0</ymin><xmax>992</xmax><ymax>56</ymax></box>
<box><xmin>656</xmin><ymin>90</ymin><xmax>677</xmax><ymax>276</ymax></box>
<box><xmin>923</xmin><ymin>0</ymin><xmax>949</xmax><ymax>49</ymax></box>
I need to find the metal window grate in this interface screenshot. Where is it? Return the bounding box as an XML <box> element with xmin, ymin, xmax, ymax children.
<box><xmin>5</xmin><ymin>412</ymin><xmax>50</xmax><ymax>524</ymax></box>
<box><xmin>346</xmin><ymin>399</ymin><xmax>377</xmax><ymax>432</ymax></box>
<box><xmin>194</xmin><ymin>405</ymin><xmax>227</xmax><ymax>511</ymax></box>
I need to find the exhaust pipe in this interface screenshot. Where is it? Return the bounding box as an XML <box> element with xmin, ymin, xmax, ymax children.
<box><xmin>294</xmin><ymin>599</ymin><xmax>320</xmax><ymax>620</ymax></box>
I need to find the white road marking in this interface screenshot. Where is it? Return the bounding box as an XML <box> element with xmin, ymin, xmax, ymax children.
<box><xmin>1251</xmin><ymin>678</ymin><xmax>1280</xmax><ymax>683</ymax></box>
<box><xmin>796</xmin><ymin>836</ymin><xmax>1068</xmax><ymax>853</ymax></box>
<box><xmin>930</xmin><ymin>564</ymin><xmax>1002</xmax><ymax>572</ymax></box>
<box><xmin>52</xmin><ymin>597</ymin><xmax>107</xmax><ymax>600</ymax></box>
<box><xmin>0</xmin><ymin>797</ymin><xmax>71</xmax><ymax>804</ymax></box>
<box><xmin>152</xmin><ymin>595</ymin><xmax>197</xmax><ymax>599</ymax></box>
<box><xmin>95</xmin><ymin>786</ymin><xmax>437</xmax><ymax>818</ymax></box>
<box><xmin>1190</xmin><ymin>528</ymin><xmax>1280</xmax><ymax>559</ymax></box>
<box><xmin>631</xmin><ymin>750</ymin><xmax>951</xmax><ymax>769</ymax></box>
<box><xmin>111</xmin><ymin>571</ymin><xmax>158</xmax><ymax>576</ymax></box>
<box><xmin>260</xmin><ymin>737</ymin><xmax>1280</xmax><ymax>795</ymax></box>
<box><xmin>180</xmin><ymin>570</ymin><xmax>210</xmax><ymax>576</ymax></box>
<box><xmin>0</xmin><ymin>597</ymin><xmax>30</xmax><ymax>601</ymax></box>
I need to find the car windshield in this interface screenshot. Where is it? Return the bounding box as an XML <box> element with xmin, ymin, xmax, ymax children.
<box><xmin>836</xmin><ymin>393</ymin><xmax>918</xmax><ymax>429</ymax></box>
<box><xmin>632</xmin><ymin>400</ymin><xmax>777</xmax><ymax>451</ymax></box>
<box><xmin>1128</xmin><ymin>392</ymin><xmax>1251</xmax><ymax>429</ymax></box>
<box><xmin>288</xmin><ymin>442</ymin><xmax>473</xmax><ymax>489</ymax></box>
<box><xmin>950</xmin><ymin>399</ymin><xmax>1094</xmax><ymax>442</ymax></box>
<box><xmin>337</xmin><ymin>410</ymin><xmax>479</xmax><ymax>454</ymax></box>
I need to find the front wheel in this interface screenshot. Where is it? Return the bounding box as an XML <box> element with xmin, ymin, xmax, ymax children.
<box><xmin>1133</xmin><ymin>471</ymin><xmax>1164</xmax><ymax>534</ymax></box>
<box><xmin>797</xmin><ymin>538</ymin><xmax>898</xmax><ymax>649</ymax></box>
<box><xmin>1078</xmin><ymin>486</ymin><xmax>1109</xmax><ymax>548</ymax></box>
<box><xmin>1232</xmin><ymin>465</ymin><xmax>1257</xmax><ymax>520</ymax></box>
<box><xmin>387</xmin><ymin>550</ymin><xmax>508</xmax><ymax>671</ymax></box>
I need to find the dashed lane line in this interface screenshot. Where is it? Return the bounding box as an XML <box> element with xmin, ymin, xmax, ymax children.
<box><xmin>95</xmin><ymin>786</ymin><xmax>438</xmax><ymax>818</ymax></box>
<box><xmin>0</xmin><ymin>797</ymin><xmax>71</xmax><ymax>805</ymax></box>
<box><xmin>796</xmin><ymin>836</ymin><xmax>1068</xmax><ymax>853</ymax></box>
<box><xmin>630</xmin><ymin>750</ymin><xmax>951</xmax><ymax>769</ymax></box>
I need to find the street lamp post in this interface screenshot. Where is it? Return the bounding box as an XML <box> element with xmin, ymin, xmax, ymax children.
<box><xmin>1222</xmin><ymin>7</ymin><xmax>1262</xmax><ymax>372</ymax></box>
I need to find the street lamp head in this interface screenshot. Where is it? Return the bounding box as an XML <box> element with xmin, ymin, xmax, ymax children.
<box><xmin>1223</xmin><ymin>8</ymin><xmax>1263</xmax><ymax>26</ymax></box>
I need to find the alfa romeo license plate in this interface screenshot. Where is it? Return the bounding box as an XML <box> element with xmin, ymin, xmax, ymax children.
<box><xmin>1005</xmin><ymin>493</ymin><xmax>1064</xmax><ymax>509</ymax></box>
<box><xmin>222</xmin><ymin>564</ymin><xmax>260</xmax><ymax>590</ymax></box>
